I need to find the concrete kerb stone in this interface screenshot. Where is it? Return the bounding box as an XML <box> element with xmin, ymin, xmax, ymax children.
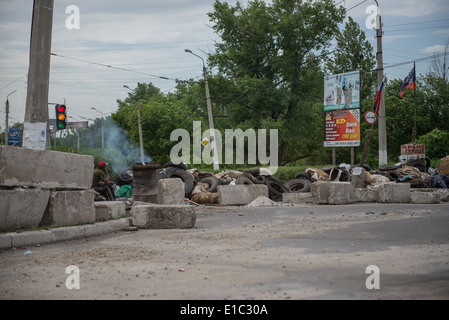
<box><xmin>310</xmin><ymin>181</ymin><xmax>330</xmax><ymax>204</ymax></box>
<box><xmin>158</xmin><ymin>178</ymin><xmax>185</xmax><ymax>205</ymax></box>
<box><xmin>0</xmin><ymin>218</ymin><xmax>131</xmax><ymax>250</ymax></box>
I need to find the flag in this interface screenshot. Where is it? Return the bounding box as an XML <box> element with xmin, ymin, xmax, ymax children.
<box><xmin>373</xmin><ymin>76</ymin><xmax>385</xmax><ymax>115</ymax></box>
<box><xmin>399</xmin><ymin>65</ymin><xmax>416</xmax><ymax>98</ymax></box>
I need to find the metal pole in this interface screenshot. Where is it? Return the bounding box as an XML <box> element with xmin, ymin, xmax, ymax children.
<box><xmin>136</xmin><ymin>100</ymin><xmax>145</xmax><ymax>164</ymax></box>
<box><xmin>412</xmin><ymin>62</ymin><xmax>417</xmax><ymax>144</ymax></box>
<box><xmin>375</xmin><ymin>3</ymin><xmax>387</xmax><ymax>166</ymax></box>
<box><xmin>185</xmin><ymin>49</ymin><xmax>220</xmax><ymax>171</ymax></box>
<box><xmin>91</xmin><ymin>107</ymin><xmax>104</xmax><ymax>149</ymax></box>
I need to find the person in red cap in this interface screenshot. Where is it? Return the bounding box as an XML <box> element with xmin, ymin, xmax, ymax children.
<box><xmin>92</xmin><ymin>161</ymin><xmax>116</xmax><ymax>200</ymax></box>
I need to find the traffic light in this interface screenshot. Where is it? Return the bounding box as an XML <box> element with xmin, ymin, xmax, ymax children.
<box><xmin>55</xmin><ymin>104</ymin><xmax>67</xmax><ymax>130</ymax></box>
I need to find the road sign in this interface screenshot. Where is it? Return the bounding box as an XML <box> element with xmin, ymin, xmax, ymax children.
<box><xmin>66</xmin><ymin>121</ymin><xmax>89</xmax><ymax>129</ymax></box>
<box><xmin>8</xmin><ymin>128</ymin><xmax>21</xmax><ymax>146</ymax></box>
<box><xmin>365</xmin><ymin>111</ymin><xmax>377</xmax><ymax>124</ymax></box>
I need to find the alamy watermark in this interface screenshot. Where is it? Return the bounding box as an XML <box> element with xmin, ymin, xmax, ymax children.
<box><xmin>365</xmin><ymin>5</ymin><xmax>381</xmax><ymax>30</ymax></box>
<box><xmin>66</xmin><ymin>5</ymin><xmax>80</xmax><ymax>30</ymax></box>
<box><xmin>365</xmin><ymin>265</ymin><xmax>380</xmax><ymax>290</ymax></box>
<box><xmin>170</xmin><ymin>121</ymin><xmax>279</xmax><ymax>174</ymax></box>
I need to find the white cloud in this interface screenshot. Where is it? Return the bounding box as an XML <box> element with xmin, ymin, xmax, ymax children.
<box><xmin>421</xmin><ymin>44</ymin><xmax>446</xmax><ymax>53</ymax></box>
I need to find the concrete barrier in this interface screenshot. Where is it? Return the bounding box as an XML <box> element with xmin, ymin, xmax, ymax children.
<box><xmin>158</xmin><ymin>178</ymin><xmax>185</xmax><ymax>205</ymax></box>
<box><xmin>132</xmin><ymin>204</ymin><xmax>196</xmax><ymax>229</ymax></box>
<box><xmin>283</xmin><ymin>192</ymin><xmax>315</xmax><ymax>204</ymax></box>
<box><xmin>217</xmin><ymin>184</ymin><xmax>269</xmax><ymax>205</ymax></box>
<box><xmin>0</xmin><ymin>146</ymin><xmax>94</xmax><ymax>189</ymax></box>
<box><xmin>95</xmin><ymin>201</ymin><xmax>126</xmax><ymax>221</ymax></box>
<box><xmin>310</xmin><ymin>182</ymin><xmax>330</xmax><ymax>204</ymax></box>
<box><xmin>378</xmin><ymin>183</ymin><xmax>411</xmax><ymax>203</ymax></box>
<box><xmin>411</xmin><ymin>191</ymin><xmax>440</xmax><ymax>204</ymax></box>
<box><xmin>328</xmin><ymin>182</ymin><xmax>355</xmax><ymax>205</ymax></box>
<box><xmin>40</xmin><ymin>190</ymin><xmax>95</xmax><ymax>227</ymax></box>
<box><xmin>0</xmin><ymin>189</ymin><xmax>50</xmax><ymax>232</ymax></box>
<box><xmin>354</xmin><ymin>187</ymin><xmax>379</xmax><ymax>203</ymax></box>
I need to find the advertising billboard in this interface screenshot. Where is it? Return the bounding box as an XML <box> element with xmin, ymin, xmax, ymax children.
<box><xmin>324</xmin><ymin>71</ymin><xmax>360</xmax><ymax>111</ymax></box>
<box><xmin>324</xmin><ymin>109</ymin><xmax>360</xmax><ymax>147</ymax></box>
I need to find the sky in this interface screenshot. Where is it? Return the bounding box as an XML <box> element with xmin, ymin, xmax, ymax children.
<box><xmin>0</xmin><ymin>0</ymin><xmax>448</xmax><ymax>130</ymax></box>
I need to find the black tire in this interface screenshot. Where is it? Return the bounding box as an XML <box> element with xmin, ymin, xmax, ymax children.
<box><xmin>295</xmin><ymin>171</ymin><xmax>312</xmax><ymax>181</ymax></box>
<box><xmin>379</xmin><ymin>165</ymin><xmax>400</xmax><ymax>172</ymax></box>
<box><xmin>163</xmin><ymin>161</ymin><xmax>187</xmax><ymax>171</ymax></box>
<box><xmin>166</xmin><ymin>168</ymin><xmax>194</xmax><ymax>197</ymax></box>
<box><xmin>252</xmin><ymin>175</ymin><xmax>267</xmax><ymax>184</ymax></box>
<box><xmin>236</xmin><ymin>176</ymin><xmax>254</xmax><ymax>185</ymax></box>
<box><xmin>284</xmin><ymin>179</ymin><xmax>311</xmax><ymax>193</ymax></box>
<box><xmin>329</xmin><ymin>168</ymin><xmax>350</xmax><ymax>182</ymax></box>
<box><xmin>265</xmin><ymin>177</ymin><xmax>290</xmax><ymax>196</ymax></box>
<box><xmin>199</xmin><ymin>176</ymin><xmax>219</xmax><ymax>192</ymax></box>
<box><xmin>385</xmin><ymin>171</ymin><xmax>401</xmax><ymax>181</ymax></box>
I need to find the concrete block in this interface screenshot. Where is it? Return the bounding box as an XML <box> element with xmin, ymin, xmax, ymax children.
<box><xmin>0</xmin><ymin>146</ymin><xmax>94</xmax><ymax>189</ymax></box>
<box><xmin>158</xmin><ymin>178</ymin><xmax>185</xmax><ymax>205</ymax></box>
<box><xmin>132</xmin><ymin>204</ymin><xmax>196</xmax><ymax>229</ymax></box>
<box><xmin>283</xmin><ymin>192</ymin><xmax>315</xmax><ymax>204</ymax></box>
<box><xmin>378</xmin><ymin>183</ymin><xmax>411</xmax><ymax>203</ymax></box>
<box><xmin>11</xmin><ymin>230</ymin><xmax>52</xmax><ymax>248</ymax></box>
<box><xmin>328</xmin><ymin>182</ymin><xmax>355</xmax><ymax>205</ymax></box>
<box><xmin>310</xmin><ymin>182</ymin><xmax>330</xmax><ymax>204</ymax></box>
<box><xmin>355</xmin><ymin>187</ymin><xmax>379</xmax><ymax>203</ymax></box>
<box><xmin>411</xmin><ymin>192</ymin><xmax>440</xmax><ymax>204</ymax></box>
<box><xmin>94</xmin><ymin>201</ymin><xmax>126</xmax><ymax>221</ymax></box>
<box><xmin>351</xmin><ymin>167</ymin><xmax>366</xmax><ymax>188</ymax></box>
<box><xmin>40</xmin><ymin>190</ymin><xmax>95</xmax><ymax>227</ymax></box>
<box><xmin>436</xmin><ymin>189</ymin><xmax>449</xmax><ymax>202</ymax></box>
<box><xmin>0</xmin><ymin>189</ymin><xmax>50</xmax><ymax>232</ymax></box>
<box><xmin>217</xmin><ymin>184</ymin><xmax>269</xmax><ymax>205</ymax></box>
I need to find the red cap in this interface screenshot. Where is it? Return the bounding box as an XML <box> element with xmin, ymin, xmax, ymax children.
<box><xmin>98</xmin><ymin>161</ymin><xmax>106</xmax><ymax>168</ymax></box>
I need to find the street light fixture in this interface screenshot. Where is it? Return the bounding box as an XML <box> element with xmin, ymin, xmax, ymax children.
<box><xmin>91</xmin><ymin>107</ymin><xmax>104</xmax><ymax>149</ymax></box>
<box><xmin>184</xmin><ymin>49</ymin><xmax>220</xmax><ymax>171</ymax></box>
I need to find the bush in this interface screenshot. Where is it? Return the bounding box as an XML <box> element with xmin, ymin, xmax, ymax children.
<box><xmin>416</xmin><ymin>128</ymin><xmax>449</xmax><ymax>160</ymax></box>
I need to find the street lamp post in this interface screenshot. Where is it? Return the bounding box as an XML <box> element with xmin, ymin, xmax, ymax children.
<box><xmin>91</xmin><ymin>107</ymin><xmax>104</xmax><ymax>149</ymax></box>
<box><xmin>123</xmin><ymin>85</ymin><xmax>145</xmax><ymax>164</ymax></box>
<box><xmin>5</xmin><ymin>90</ymin><xmax>17</xmax><ymax>146</ymax></box>
<box><xmin>184</xmin><ymin>49</ymin><xmax>220</xmax><ymax>171</ymax></box>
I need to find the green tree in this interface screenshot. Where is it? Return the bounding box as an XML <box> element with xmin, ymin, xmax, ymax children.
<box><xmin>207</xmin><ymin>0</ymin><xmax>346</xmax><ymax>165</ymax></box>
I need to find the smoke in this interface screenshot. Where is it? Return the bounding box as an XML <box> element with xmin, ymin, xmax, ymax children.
<box><xmin>102</xmin><ymin>121</ymin><xmax>152</xmax><ymax>175</ymax></box>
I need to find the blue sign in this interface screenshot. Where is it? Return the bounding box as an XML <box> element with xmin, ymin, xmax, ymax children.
<box><xmin>8</xmin><ymin>128</ymin><xmax>21</xmax><ymax>146</ymax></box>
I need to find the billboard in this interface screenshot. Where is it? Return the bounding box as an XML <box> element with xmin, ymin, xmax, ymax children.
<box><xmin>324</xmin><ymin>109</ymin><xmax>360</xmax><ymax>147</ymax></box>
<box><xmin>324</xmin><ymin>71</ymin><xmax>360</xmax><ymax>111</ymax></box>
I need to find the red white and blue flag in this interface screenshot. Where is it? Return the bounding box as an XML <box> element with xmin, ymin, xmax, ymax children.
<box><xmin>373</xmin><ymin>76</ymin><xmax>385</xmax><ymax>115</ymax></box>
<box><xmin>399</xmin><ymin>65</ymin><xmax>416</xmax><ymax>98</ymax></box>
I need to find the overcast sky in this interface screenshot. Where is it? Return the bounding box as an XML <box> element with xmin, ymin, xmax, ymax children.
<box><xmin>1</xmin><ymin>0</ymin><xmax>448</xmax><ymax>128</ymax></box>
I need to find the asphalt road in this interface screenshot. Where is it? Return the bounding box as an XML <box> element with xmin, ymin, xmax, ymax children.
<box><xmin>1</xmin><ymin>202</ymin><xmax>448</xmax><ymax>301</ymax></box>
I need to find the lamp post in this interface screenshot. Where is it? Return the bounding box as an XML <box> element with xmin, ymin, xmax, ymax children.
<box><xmin>91</xmin><ymin>107</ymin><xmax>104</xmax><ymax>149</ymax></box>
<box><xmin>184</xmin><ymin>49</ymin><xmax>220</xmax><ymax>171</ymax></box>
<box><xmin>123</xmin><ymin>85</ymin><xmax>145</xmax><ymax>164</ymax></box>
<box><xmin>5</xmin><ymin>90</ymin><xmax>17</xmax><ymax>145</ymax></box>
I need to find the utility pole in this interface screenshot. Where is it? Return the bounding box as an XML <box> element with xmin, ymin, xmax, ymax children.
<box><xmin>136</xmin><ymin>100</ymin><xmax>145</xmax><ymax>165</ymax></box>
<box><xmin>23</xmin><ymin>0</ymin><xmax>54</xmax><ymax>150</ymax></box>
<box><xmin>375</xmin><ymin>1</ymin><xmax>387</xmax><ymax>166</ymax></box>
<box><xmin>91</xmin><ymin>107</ymin><xmax>104</xmax><ymax>149</ymax></box>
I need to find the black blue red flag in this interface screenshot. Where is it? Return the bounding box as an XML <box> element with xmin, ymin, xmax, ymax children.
<box><xmin>399</xmin><ymin>66</ymin><xmax>416</xmax><ymax>98</ymax></box>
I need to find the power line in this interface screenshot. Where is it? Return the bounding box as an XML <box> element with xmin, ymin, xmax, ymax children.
<box><xmin>50</xmin><ymin>52</ymin><xmax>178</xmax><ymax>82</ymax></box>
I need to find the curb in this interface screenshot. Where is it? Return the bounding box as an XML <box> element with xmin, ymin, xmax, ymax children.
<box><xmin>0</xmin><ymin>218</ymin><xmax>131</xmax><ymax>250</ymax></box>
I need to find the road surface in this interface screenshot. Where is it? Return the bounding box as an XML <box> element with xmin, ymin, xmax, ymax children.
<box><xmin>1</xmin><ymin>202</ymin><xmax>448</xmax><ymax>301</ymax></box>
